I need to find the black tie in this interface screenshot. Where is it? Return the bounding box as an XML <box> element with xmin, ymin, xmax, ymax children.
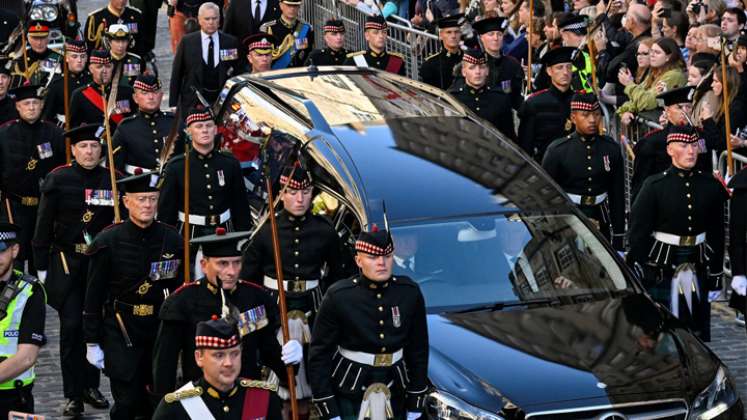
<box><xmin>207</xmin><ymin>35</ymin><xmax>215</xmax><ymax>68</ymax></box>
<box><xmin>254</xmin><ymin>0</ymin><xmax>261</xmax><ymax>21</ymax></box>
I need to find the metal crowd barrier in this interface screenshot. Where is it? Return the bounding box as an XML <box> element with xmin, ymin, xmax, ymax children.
<box><xmin>299</xmin><ymin>0</ymin><xmax>441</xmax><ymax>80</ymax></box>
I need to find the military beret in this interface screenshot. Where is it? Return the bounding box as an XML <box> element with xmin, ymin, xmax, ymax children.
<box><xmin>89</xmin><ymin>49</ymin><xmax>112</xmax><ymax>65</ymax></box>
<box><xmin>570</xmin><ymin>92</ymin><xmax>600</xmax><ymax>112</ymax></box>
<box><xmin>540</xmin><ymin>46</ymin><xmax>575</xmax><ymax>66</ymax></box>
<box><xmin>9</xmin><ymin>84</ymin><xmax>44</xmax><ymax>101</ymax></box>
<box><xmin>185</xmin><ymin>106</ymin><xmax>212</xmax><ymax>126</ymax></box>
<box><xmin>365</xmin><ymin>15</ymin><xmax>387</xmax><ymax>31</ymax></box>
<box><xmin>244</xmin><ymin>32</ymin><xmax>276</xmax><ymax>54</ymax></box>
<box><xmin>323</xmin><ymin>19</ymin><xmax>345</xmax><ymax>33</ymax></box>
<box><xmin>27</xmin><ymin>20</ymin><xmax>50</xmax><ymax>37</ymax></box>
<box><xmin>472</xmin><ymin>16</ymin><xmax>508</xmax><ymax>34</ymax></box>
<box><xmin>355</xmin><ymin>225</ymin><xmax>394</xmax><ymax>256</ymax></box>
<box><xmin>657</xmin><ymin>85</ymin><xmax>694</xmax><ymax>106</ymax></box>
<box><xmin>191</xmin><ymin>228</ymin><xmax>250</xmax><ymax>258</ymax></box>
<box><xmin>666</xmin><ymin>124</ymin><xmax>698</xmax><ymax>144</ymax></box>
<box><xmin>280</xmin><ymin>164</ymin><xmax>313</xmax><ymax>190</ymax></box>
<box><xmin>462</xmin><ymin>48</ymin><xmax>487</xmax><ymax>65</ymax></box>
<box><xmin>133</xmin><ymin>74</ymin><xmax>162</xmax><ymax>92</ymax></box>
<box><xmin>64</xmin><ymin>124</ymin><xmax>104</xmax><ymax>145</ymax></box>
<box><xmin>436</xmin><ymin>13</ymin><xmax>463</xmax><ymax>29</ymax></box>
<box><xmin>117</xmin><ymin>169</ymin><xmax>162</xmax><ymax>193</ymax></box>
<box><xmin>195</xmin><ymin>317</ymin><xmax>240</xmax><ymax>349</ymax></box>
<box><xmin>65</xmin><ymin>39</ymin><xmax>88</xmax><ymax>54</ymax></box>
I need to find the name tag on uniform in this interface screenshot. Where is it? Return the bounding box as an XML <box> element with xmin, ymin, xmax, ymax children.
<box><xmin>149</xmin><ymin>259</ymin><xmax>180</xmax><ymax>280</ymax></box>
<box><xmin>220</xmin><ymin>48</ymin><xmax>238</xmax><ymax>61</ymax></box>
<box><xmin>37</xmin><ymin>142</ymin><xmax>53</xmax><ymax>159</ymax></box>
<box><xmin>84</xmin><ymin>189</ymin><xmax>114</xmax><ymax>206</ymax></box>
<box><xmin>114</xmin><ymin>99</ymin><xmax>131</xmax><ymax>114</ymax></box>
<box><xmin>126</xmin><ymin>22</ymin><xmax>138</xmax><ymax>33</ymax></box>
<box><xmin>237</xmin><ymin>305</ymin><xmax>268</xmax><ymax>336</ymax></box>
<box><xmin>123</xmin><ymin>63</ymin><xmax>139</xmax><ymax>76</ymax></box>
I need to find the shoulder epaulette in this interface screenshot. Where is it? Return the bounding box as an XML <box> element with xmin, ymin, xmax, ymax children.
<box><xmin>346</xmin><ymin>51</ymin><xmax>365</xmax><ymax>57</ymax></box>
<box><xmin>50</xmin><ymin>163</ymin><xmax>72</xmax><ymax>174</ymax></box>
<box><xmin>259</xmin><ymin>20</ymin><xmax>275</xmax><ymax>32</ymax></box>
<box><xmin>388</xmin><ymin>51</ymin><xmax>404</xmax><ymax>59</ymax></box>
<box><xmin>527</xmin><ymin>88</ymin><xmax>548</xmax><ymax>99</ymax></box>
<box><xmin>171</xmin><ymin>281</ymin><xmax>199</xmax><ymax>295</ymax></box>
<box><xmin>164</xmin><ymin>386</ymin><xmax>202</xmax><ymax>403</ymax></box>
<box><xmin>240</xmin><ymin>379</ymin><xmax>278</xmax><ymax>391</ymax></box>
<box><xmin>127</xmin><ymin>5</ymin><xmax>143</xmax><ymax>13</ymax></box>
<box><xmin>127</xmin><ymin>52</ymin><xmax>142</xmax><ymax>60</ymax></box>
<box><xmin>238</xmin><ymin>280</ymin><xmax>264</xmax><ymax>291</ymax></box>
<box><xmin>424</xmin><ymin>51</ymin><xmax>440</xmax><ymax>61</ymax></box>
<box><xmin>327</xmin><ymin>277</ymin><xmax>358</xmax><ymax>294</ymax></box>
<box><xmin>118</xmin><ymin>114</ymin><xmax>138</xmax><ymax>124</ymax></box>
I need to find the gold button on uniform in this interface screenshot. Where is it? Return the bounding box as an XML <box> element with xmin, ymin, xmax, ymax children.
<box><xmin>379</xmin><ymin>333</ymin><xmax>384</xmax><ymax>339</ymax></box>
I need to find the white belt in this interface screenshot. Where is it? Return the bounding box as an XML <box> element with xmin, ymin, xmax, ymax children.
<box><xmin>653</xmin><ymin>231</ymin><xmax>706</xmax><ymax>246</ymax></box>
<box><xmin>339</xmin><ymin>347</ymin><xmax>403</xmax><ymax>367</ymax></box>
<box><xmin>567</xmin><ymin>192</ymin><xmax>608</xmax><ymax>206</ymax></box>
<box><xmin>263</xmin><ymin>276</ymin><xmax>319</xmax><ymax>292</ymax></box>
<box><xmin>178</xmin><ymin>209</ymin><xmax>231</xmax><ymax>226</ymax></box>
<box><xmin>125</xmin><ymin>164</ymin><xmax>151</xmax><ymax>175</ymax></box>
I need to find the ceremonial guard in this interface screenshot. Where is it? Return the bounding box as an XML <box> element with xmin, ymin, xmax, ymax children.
<box><xmin>728</xmin><ymin>170</ymin><xmax>747</xmax><ymax>331</ymax></box>
<box><xmin>627</xmin><ymin>125</ymin><xmax>727</xmax><ymax>342</ymax></box>
<box><xmin>518</xmin><ymin>46</ymin><xmax>576</xmax><ymax>161</ymax></box>
<box><xmin>244</xmin><ymin>33</ymin><xmax>277</xmax><ymax>74</ymax></box>
<box><xmin>260</xmin><ymin>0</ymin><xmax>314</xmax><ymax>69</ymax></box>
<box><xmin>83</xmin><ymin>170</ymin><xmax>183</xmax><ymax>419</ymax></box>
<box><xmin>112</xmin><ymin>74</ymin><xmax>177</xmax><ymax>174</ymax></box>
<box><xmin>104</xmin><ymin>24</ymin><xmax>145</xmax><ymax>88</ymax></box>
<box><xmin>32</xmin><ymin>124</ymin><xmax>114</xmax><ymax>417</ymax></box>
<box><xmin>0</xmin><ymin>85</ymin><xmax>66</xmax><ymax>272</ymax></box>
<box><xmin>449</xmin><ymin>48</ymin><xmax>515</xmax><ymax>140</ymax></box>
<box><xmin>308</xmin><ymin>227</ymin><xmax>428</xmax><ymax>419</ymax></box>
<box><xmin>69</xmin><ymin>50</ymin><xmax>135</xmax><ymax>131</ymax></box>
<box><xmin>158</xmin><ymin>107</ymin><xmax>252</xmax><ymax>239</ymax></box>
<box><xmin>41</xmin><ymin>40</ymin><xmax>91</xmax><ymax>125</ymax></box>
<box><xmin>420</xmin><ymin>14</ymin><xmax>462</xmax><ymax>90</ymax></box>
<box><xmin>153</xmin><ymin>229</ymin><xmax>302</xmax><ymax>397</ymax></box>
<box><xmin>10</xmin><ymin>21</ymin><xmax>63</xmax><ymax>88</ymax></box>
<box><xmin>344</xmin><ymin>15</ymin><xmax>406</xmax><ymax>76</ymax></box>
<box><xmin>541</xmin><ymin>93</ymin><xmax>625</xmax><ymax>250</ymax></box>
<box><xmin>306</xmin><ymin>19</ymin><xmax>348</xmax><ymax>66</ymax></box>
<box><xmin>472</xmin><ymin>16</ymin><xmax>524</xmax><ymax>110</ymax></box>
<box><xmin>0</xmin><ymin>223</ymin><xmax>46</xmax><ymax>419</ymax></box>
<box><xmin>0</xmin><ymin>60</ymin><xmax>17</xmax><ymax>125</ymax></box>
<box><xmin>152</xmin><ymin>317</ymin><xmax>283</xmax><ymax>420</ymax></box>
<box><xmin>84</xmin><ymin>0</ymin><xmax>147</xmax><ymax>57</ymax></box>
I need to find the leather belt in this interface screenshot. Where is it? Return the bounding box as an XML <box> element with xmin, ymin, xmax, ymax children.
<box><xmin>653</xmin><ymin>231</ymin><xmax>706</xmax><ymax>246</ymax></box>
<box><xmin>263</xmin><ymin>276</ymin><xmax>319</xmax><ymax>292</ymax></box>
<box><xmin>339</xmin><ymin>347</ymin><xmax>403</xmax><ymax>367</ymax></box>
<box><xmin>114</xmin><ymin>301</ymin><xmax>154</xmax><ymax>317</ymax></box>
<box><xmin>74</xmin><ymin>243</ymin><xmax>88</xmax><ymax>254</ymax></box>
<box><xmin>178</xmin><ymin>209</ymin><xmax>231</xmax><ymax>226</ymax></box>
<box><xmin>9</xmin><ymin>195</ymin><xmax>40</xmax><ymax>206</ymax></box>
<box><xmin>567</xmin><ymin>192</ymin><xmax>608</xmax><ymax>206</ymax></box>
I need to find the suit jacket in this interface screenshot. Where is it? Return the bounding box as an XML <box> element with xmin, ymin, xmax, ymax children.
<box><xmin>223</xmin><ymin>0</ymin><xmax>280</xmax><ymax>47</ymax></box>
<box><xmin>169</xmin><ymin>31</ymin><xmax>243</xmax><ymax>109</ymax></box>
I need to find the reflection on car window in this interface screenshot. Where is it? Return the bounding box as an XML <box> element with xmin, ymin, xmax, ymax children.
<box><xmin>391</xmin><ymin>213</ymin><xmax>629</xmax><ymax>311</ymax></box>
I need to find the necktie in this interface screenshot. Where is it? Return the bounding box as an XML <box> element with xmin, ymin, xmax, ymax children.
<box><xmin>254</xmin><ymin>0</ymin><xmax>261</xmax><ymax>21</ymax></box>
<box><xmin>208</xmin><ymin>35</ymin><xmax>215</xmax><ymax>68</ymax></box>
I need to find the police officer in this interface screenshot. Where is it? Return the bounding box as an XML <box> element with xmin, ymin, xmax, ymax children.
<box><xmin>308</xmin><ymin>227</ymin><xmax>428</xmax><ymax>419</ymax></box>
<box><xmin>32</xmin><ymin>124</ymin><xmax>114</xmax><ymax>417</ymax></box>
<box><xmin>555</xmin><ymin>14</ymin><xmax>593</xmax><ymax>93</ymax></box>
<box><xmin>344</xmin><ymin>15</ymin><xmax>406</xmax><ymax>76</ymax></box>
<box><xmin>69</xmin><ymin>50</ymin><xmax>135</xmax><ymax>131</ymax></box>
<box><xmin>542</xmin><ymin>93</ymin><xmax>625</xmax><ymax>250</ymax></box>
<box><xmin>84</xmin><ymin>0</ymin><xmax>147</xmax><ymax>57</ymax></box>
<box><xmin>153</xmin><ymin>229</ymin><xmax>302</xmax><ymax>397</ymax></box>
<box><xmin>420</xmin><ymin>14</ymin><xmax>462</xmax><ymax>90</ymax></box>
<box><xmin>112</xmin><ymin>74</ymin><xmax>178</xmax><ymax>175</ymax></box>
<box><xmin>449</xmin><ymin>48</ymin><xmax>516</xmax><ymax>140</ymax></box>
<box><xmin>0</xmin><ymin>223</ymin><xmax>46</xmax><ymax>419</ymax></box>
<box><xmin>41</xmin><ymin>40</ymin><xmax>91</xmax><ymax>125</ymax></box>
<box><xmin>518</xmin><ymin>46</ymin><xmax>576</xmax><ymax>162</ymax></box>
<box><xmin>104</xmin><ymin>24</ymin><xmax>145</xmax><ymax>88</ymax></box>
<box><xmin>472</xmin><ymin>16</ymin><xmax>524</xmax><ymax>110</ymax></box>
<box><xmin>260</xmin><ymin>0</ymin><xmax>313</xmax><ymax>69</ymax></box>
<box><xmin>10</xmin><ymin>21</ymin><xmax>63</xmax><ymax>88</ymax></box>
<box><xmin>0</xmin><ymin>59</ymin><xmax>17</xmax><ymax>125</ymax></box>
<box><xmin>244</xmin><ymin>33</ymin><xmax>277</xmax><ymax>74</ymax></box>
<box><xmin>158</xmin><ymin>107</ymin><xmax>252</xmax><ymax>240</ymax></box>
<box><xmin>0</xmin><ymin>85</ymin><xmax>66</xmax><ymax>272</ymax></box>
<box><xmin>83</xmin><ymin>170</ymin><xmax>183</xmax><ymax>419</ymax></box>
<box><xmin>627</xmin><ymin>125</ymin><xmax>728</xmax><ymax>342</ymax></box>
<box><xmin>306</xmin><ymin>19</ymin><xmax>348</xmax><ymax>66</ymax></box>
<box><xmin>152</xmin><ymin>317</ymin><xmax>283</xmax><ymax>419</ymax></box>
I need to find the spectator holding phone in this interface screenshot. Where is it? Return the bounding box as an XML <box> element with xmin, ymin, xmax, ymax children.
<box><xmin>700</xmin><ymin>65</ymin><xmax>747</xmax><ymax>155</ymax></box>
<box><xmin>686</xmin><ymin>0</ymin><xmax>724</xmax><ymax>25</ymax></box>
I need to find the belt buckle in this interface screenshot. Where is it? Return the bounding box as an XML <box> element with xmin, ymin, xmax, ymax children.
<box><xmin>207</xmin><ymin>215</ymin><xmax>219</xmax><ymax>226</ymax></box>
<box><xmin>290</xmin><ymin>281</ymin><xmax>306</xmax><ymax>293</ymax></box>
<box><xmin>75</xmin><ymin>243</ymin><xmax>88</xmax><ymax>254</ymax></box>
<box><xmin>582</xmin><ymin>195</ymin><xmax>595</xmax><ymax>206</ymax></box>
<box><xmin>132</xmin><ymin>304</ymin><xmax>154</xmax><ymax>316</ymax></box>
<box><xmin>373</xmin><ymin>353</ymin><xmax>393</xmax><ymax>367</ymax></box>
<box><xmin>21</xmin><ymin>197</ymin><xmax>38</xmax><ymax>206</ymax></box>
<box><xmin>680</xmin><ymin>236</ymin><xmax>695</xmax><ymax>246</ymax></box>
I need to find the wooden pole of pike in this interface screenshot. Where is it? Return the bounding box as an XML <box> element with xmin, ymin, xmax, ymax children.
<box><xmin>100</xmin><ymin>85</ymin><xmax>121</xmax><ymax>222</ymax></box>
<box><xmin>63</xmin><ymin>52</ymin><xmax>71</xmax><ymax>163</ymax></box>
<box><xmin>720</xmin><ymin>39</ymin><xmax>734</xmax><ymax>177</ymax></box>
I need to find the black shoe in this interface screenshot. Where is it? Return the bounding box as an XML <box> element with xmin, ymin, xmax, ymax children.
<box><xmin>82</xmin><ymin>387</ymin><xmax>110</xmax><ymax>409</ymax></box>
<box><xmin>62</xmin><ymin>398</ymin><xmax>84</xmax><ymax>417</ymax></box>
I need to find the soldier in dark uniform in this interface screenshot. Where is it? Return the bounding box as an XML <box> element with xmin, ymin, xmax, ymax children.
<box><xmin>0</xmin><ymin>59</ymin><xmax>18</xmax><ymax>125</ymax></box>
<box><xmin>308</xmin><ymin>227</ymin><xmax>429</xmax><ymax>419</ymax></box>
<box><xmin>69</xmin><ymin>50</ymin><xmax>135</xmax><ymax>131</ymax></box>
<box><xmin>518</xmin><ymin>46</ymin><xmax>576</xmax><ymax>161</ymax></box>
<box><xmin>244</xmin><ymin>33</ymin><xmax>277</xmax><ymax>74</ymax></box>
<box><xmin>112</xmin><ymin>74</ymin><xmax>178</xmax><ymax>175</ymax></box>
<box><xmin>420</xmin><ymin>14</ymin><xmax>462</xmax><ymax>90</ymax></box>
<box><xmin>449</xmin><ymin>48</ymin><xmax>515</xmax><ymax>140</ymax></box>
<box><xmin>153</xmin><ymin>229</ymin><xmax>302</xmax><ymax>398</ymax></box>
<box><xmin>626</xmin><ymin>125</ymin><xmax>728</xmax><ymax>342</ymax></box>
<box><xmin>10</xmin><ymin>21</ymin><xmax>63</xmax><ymax>88</ymax></box>
<box><xmin>41</xmin><ymin>40</ymin><xmax>91</xmax><ymax>125</ymax></box>
<box><xmin>32</xmin><ymin>124</ymin><xmax>113</xmax><ymax>417</ymax></box>
<box><xmin>83</xmin><ymin>169</ymin><xmax>183</xmax><ymax>419</ymax></box>
<box><xmin>152</xmin><ymin>317</ymin><xmax>283</xmax><ymax>420</ymax></box>
<box><xmin>0</xmin><ymin>85</ymin><xmax>66</xmax><ymax>272</ymax></box>
<box><xmin>728</xmin><ymin>169</ymin><xmax>747</xmax><ymax>332</ymax></box>
<box><xmin>306</xmin><ymin>19</ymin><xmax>348</xmax><ymax>66</ymax></box>
<box><xmin>158</xmin><ymin>107</ymin><xmax>252</xmax><ymax>242</ymax></box>
<box><xmin>542</xmin><ymin>93</ymin><xmax>625</xmax><ymax>250</ymax></box>
<box><xmin>104</xmin><ymin>24</ymin><xmax>145</xmax><ymax>88</ymax></box>
<box><xmin>344</xmin><ymin>15</ymin><xmax>406</xmax><ymax>76</ymax></box>
<box><xmin>84</xmin><ymin>0</ymin><xmax>147</xmax><ymax>57</ymax></box>
<box><xmin>472</xmin><ymin>16</ymin><xmax>524</xmax><ymax>110</ymax></box>
<box><xmin>260</xmin><ymin>0</ymin><xmax>314</xmax><ymax>69</ymax></box>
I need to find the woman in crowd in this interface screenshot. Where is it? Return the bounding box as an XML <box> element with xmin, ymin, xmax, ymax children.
<box><xmin>700</xmin><ymin>65</ymin><xmax>746</xmax><ymax>159</ymax></box>
<box><xmin>661</xmin><ymin>12</ymin><xmax>690</xmax><ymax>61</ymax></box>
<box><xmin>690</xmin><ymin>59</ymin><xmax>719</xmax><ymax>127</ymax></box>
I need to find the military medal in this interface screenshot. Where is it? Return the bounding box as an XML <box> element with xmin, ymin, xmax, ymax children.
<box><xmin>37</xmin><ymin>142</ymin><xmax>53</xmax><ymax>159</ymax></box>
<box><xmin>82</xmin><ymin>210</ymin><xmax>94</xmax><ymax>223</ymax></box>
<box><xmin>603</xmin><ymin>155</ymin><xmax>611</xmax><ymax>172</ymax></box>
<box><xmin>237</xmin><ymin>305</ymin><xmax>268</xmax><ymax>336</ymax></box>
<box><xmin>217</xmin><ymin>170</ymin><xmax>225</xmax><ymax>186</ymax></box>
<box><xmin>137</xmin><ymin>281</ymin><xmax>152</xmax><ymax>296</ymax></box>
<box><xmin>150</xmin><ymin>259</ymin><xmax>180</xmax><ymax>280</ymax></box>
<box><xmin>564</xmin><ymin>119</ymin><xmax>573</xmax><ymax>131</ymax></box>
<box><xmin>392</xmin><ymin>306</ymin><xmax>401</xmax><ymax>328</ymax></box>
<box><xmin>26</xmin><ymin>158</ymin><xmax>38</xmax><ymax>171</ymax></box>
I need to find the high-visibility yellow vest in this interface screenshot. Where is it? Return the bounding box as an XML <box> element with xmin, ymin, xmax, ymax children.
<box><xmin>0</xmin><ymin>272</ymin><xmax>37</xmax><ymax>389</ymax></box>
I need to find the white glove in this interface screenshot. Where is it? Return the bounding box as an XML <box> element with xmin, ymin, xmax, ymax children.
<box><xmin>281</xmin><ymin>339</ymin><xmax>303</xmax><ymax>365</ymax></box>
<box><xmin>36</xmin><ymin>270</ymin><xmax>47</xmax><ymax>284</ymax></box>
<box><xmin>708</xmin><ymin>291</ymin><xmax>721</xmax><ymax>302</ymax></box>
<box><xmin>86</xmin><ymin>343</ymin><xmax>105</xmax><ymax>369</ymax></box>
<box><xmin>731</xmin><ymin>275</ymin><xmax>747</xmax><ymax>296</ymax></box>
<box><xmin>407</xmin><ymin>412</ymin><xmax>421</xmax><ymax>420</ymax></box>
<box><xmin>330</xmin><ymin>417</ymin><xmax>341</xmax><ymax>420</ymax></box>
<box><xmin>617</xmin><ymin>251</ymin><xmax>625</xmax><ymax>258</ymax></box>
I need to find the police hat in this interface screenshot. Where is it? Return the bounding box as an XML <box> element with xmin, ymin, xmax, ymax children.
<box><xmin>244</xmin><ymin>32</ymin><xmax>276</xmax><ymax>54</ymax></box>
<box><xmin>365</xmin><ymin>15</ymin><xmax>387</xmax><ymax>31</ymax></box>
<box><xmin>0</xmin><ymin>59</ymin><xmax>10</xmax><ymax>76</ymax></box>
<box><xmin>280</xmin><ymin>164</ymin><xmax>313</xmax><ymax>190</ymax></box>
<box><xmin>657</xmin><ymin>85</ymin><xmax>694</xmax><ymax>106</ymax></box>
<box><xmin>558</xmin><ymin>14</ymin><xmax>588</xmax><ymax>35</ymax></box>
<box><xmin>322</xmin><ymin>19</ymin><xmax>345</xmax><ymax>33</ymax></box>
<box><xmin>191</xmin><ymin>228</ymin><xmax>251</xmax><ymax>258</ymax></box>
<box><xmin>570</xmin><ymin>92</ymin><xmax>600</xmax><ymax>112</ymax></box>
<box><xmin>540</xmin><ymin>46</ymin><xmax>575</xmax><ymax>66</ymax></box>
<box><xmin>666</xmin><ymin>124</ymin><xmax>698</xmax><ymax>144</ymax></box>
<box><xmin>64</xmin><ymin>124</ymin><xmax>104</xmax><ymax>145</ymax></box>
<box><xmin>195</xmin><ymin>317</ymin><xmax>240</xmax><ymax>349</ymax></box>
<box><xmin>185</xmin><ymin>106</ymin><xmax>212</xmax><ymax>126</ymax></box>
<box><xmin>117</xmin><ymin>169</ymin><xmax>162</xmax><ymax>193</ymax></box>
<box><xmin>27</xmin><ymin>20</ymin><xmax>50</xmax><ymax>37</ymax></box>
<box><xmin>65</xmin><ymin>39</ymin><xmax>88</xmax><ymax>54</ymax></box>
<box><xmin>355</xmin><ymin>225</ymin><xmax>394</xmax><ymax>256</ymax></box>
<box><xmin>472</xmin><ymin>16</ymin><xmax>508</xmax><ymax>34</ymax></box>
<box><xmin>89</xmin><ymin>49</ymin><xmax>112</xmax><ymax>65</ymax></box>
<box><xmin>462</xmin><ymin>48</ymin><xmax>487</xmax><ymax>65</ymax></box>
<box><xmin>9</xmin><ymin>85</ymin><xmax>44</xmax><ymax>101</ymax></box>
<box><xmin>105</xmin><ymin>24</ymin><xmax>130</xmax><ymax>39</ymax></box>
<box><xmin>436</xmin><ymin>13</ymin><xmax>463</xmax><ymax>29</ymax></box>
<box><xmin>0</xmin><ymin>223</ymin><xmax>20</xmax><ymax>252</ymax></box>
<box><xmin>133</xmin><ymin>74</ymin><xmax>162</xmax><ymax>92</ymax></box>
